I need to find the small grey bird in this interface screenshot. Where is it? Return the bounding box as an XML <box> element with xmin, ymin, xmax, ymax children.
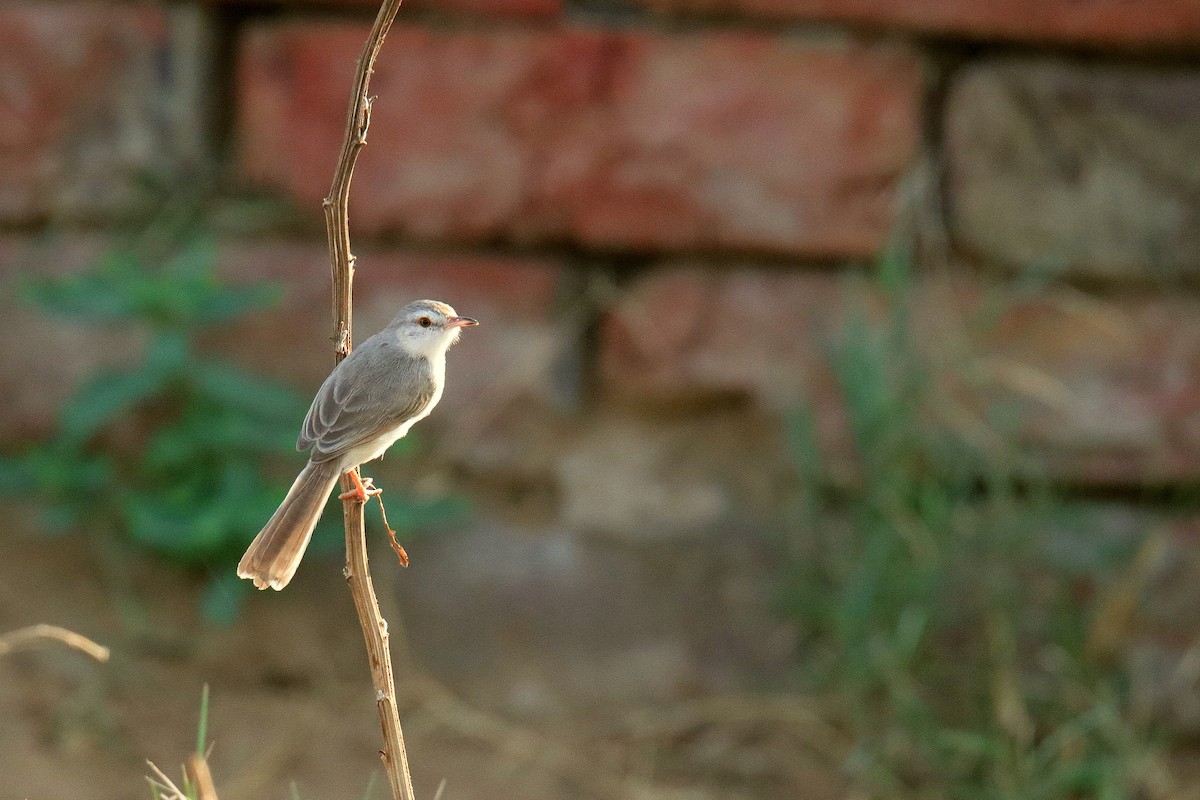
<box><xmin>237</xmin><ymin>299</ymin><xmax>477</xmax><ymax>591</ymax></box>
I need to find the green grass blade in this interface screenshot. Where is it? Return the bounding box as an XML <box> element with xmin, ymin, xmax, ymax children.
<box><xmin>196</xmin><ymin>683</ymin><xmax>210</xmax><ymax>757</ymax></box>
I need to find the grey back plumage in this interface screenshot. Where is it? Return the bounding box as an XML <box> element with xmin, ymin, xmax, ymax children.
<box><xmin>298</xmin><ymin>330</ymin><xmax>436</xmax><ymax>464</ymax></box>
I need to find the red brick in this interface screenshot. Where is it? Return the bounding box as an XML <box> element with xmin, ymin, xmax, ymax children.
<box><xmin>209</xmin><ymin>240</ymin><xmax>568</xmax><ymax>421</ymax></box>
<box><xmin>599</xmin><ymin>265</ymin><xmax>1200</xmax><ymax>486</ymax></box>
<box><xmin>236</xmin><ymin>23</ymin><xmax>920</xmax><ymax>257</ymax></box>
<box><xmin>635</xmin><ymin>0</ymin><xmax>1200</xmax><ymax>47</ymax></box>
<box><xmin>214</xmin><ymin>0</ymin><xmax>561</xmax><ymax>15</ymax></box>
<box><xmin>597</xmin><ymin>264</ymin><xmax>854</xmax><ymax>479</ymax></box>
<box><xmin>406</xmin><ymin>0</ymin><xmax>561</xmax><ymax>14</ymax></box>
<box><xmin>0</xmin><ymin>5</ymin><xmax>171</xmax><ymax>223</ymax></box>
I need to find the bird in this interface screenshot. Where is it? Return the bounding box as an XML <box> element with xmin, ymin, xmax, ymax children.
<box><xmin>237</xmin><ymin>299</ymin><xmax>477</xmax><ymax>591</ymax></box>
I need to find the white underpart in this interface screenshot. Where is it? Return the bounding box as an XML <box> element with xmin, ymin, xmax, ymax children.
<box><xmin>335</xmin><ymin>323</ymin><xmax>458</xmax><ymax>474</ymax></box>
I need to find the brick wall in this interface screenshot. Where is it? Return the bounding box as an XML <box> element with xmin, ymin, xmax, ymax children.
<box><xmin>8</xmin><ymin>0</ymin><xmax>1200</xmax><ymax>729</ymax></box>
<box><xmin>3</xmin><ymin>0</ymin><xmax>1200</xmax><ymax>523</ymax></box>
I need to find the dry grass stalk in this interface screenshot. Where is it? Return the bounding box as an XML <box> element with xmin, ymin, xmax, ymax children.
<box><xmin>320</xmin><ymin>1</ymin><xmax>416</xmax><ymax>798</ymax></box>
<box><xmin>186</xmin><ymin>753</ymin><xmax>219</xmax><ymax>800</ymax></box>
<box><xmin>146</xmin><ymin>755</ymin><xmax>219</xmax><ymax>800</ymax></box>
<box><xmin>0</xmin><ymin>623</ymin><xmax>110</xmax><ymax>662</ymax></box>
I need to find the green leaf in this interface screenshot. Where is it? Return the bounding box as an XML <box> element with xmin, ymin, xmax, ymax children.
<box><xmin>24</xmin><ymin>443</ymin><xmax>105</xmax><ymax>495</ymax></box>
<box><xmin>73</xmin><ymin>452</ymin><xmax>115</xmax><ymax>494</ymax></box>
<box><xmin>22</xmin><ymin>250</ymin><xmax>144</xmax><ymax>322</ymax></box>
<box><xmin>188</xmin><ymin>359</ymin><xmax>309</xmax><ymax>422</ymax></box>
<box><xmin>192</xmin><ymin>284</ymin><xmax>282</xmax><ymax>325</ymax></box>
<box><xmin>145</xmin><ymin>332</ymin><xmax>190</xmax><ymax>374</ymax></box>
<box><xmin>164</xmin><ymin>236</ymin><xmax>216</xmax><ymax>280</ymax></box>
<box><xmin>125</xmin><ymin>492</ymin><xmax>227</xmax><ymax>559</ymax></box>
<box><xmin>0</xmin><ymin>458</ymin><xmax>31</xmax><ymax>495</ymax></box>
<box><xmin>60</xmin><ymin>363</ymin><xmax>171</xmax><ymax>443</ymax></box>
<box><xmin>142</xmin><ymin>425</ymin><xmax>203</xmax><ymax>473</ymax></box>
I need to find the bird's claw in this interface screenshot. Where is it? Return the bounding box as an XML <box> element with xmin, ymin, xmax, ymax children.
<box><xmin>338</xmin><ymin>470</ymin><xmax>382</xmax><ymax>503</ymax></box>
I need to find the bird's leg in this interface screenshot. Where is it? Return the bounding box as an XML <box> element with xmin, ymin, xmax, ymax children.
<box><xmin>338</xmin><ymin>470</ymin><xmax>408</xmax><ymax>566</ymax></box>
<box><xmin>338</xmin><ymin>468</ymin><xmax>382</xmax><ymax>503</ymax></box>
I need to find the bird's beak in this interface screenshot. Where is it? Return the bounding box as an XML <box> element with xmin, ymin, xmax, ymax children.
<box><xmin>446</xmin><ymin>316</ymin><xmax>478</xmax><ymax>328</ymax></box>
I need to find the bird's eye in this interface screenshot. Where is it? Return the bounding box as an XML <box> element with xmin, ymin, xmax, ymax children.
<box><xmin>418</xmin><ymin>317</ymin><xmax>432</xmax><ymax>328</ymax></box>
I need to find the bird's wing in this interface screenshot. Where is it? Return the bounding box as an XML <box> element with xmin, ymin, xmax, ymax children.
<box><xmin>297</xmin><ymin>337</ymin><xmax>435</xmax><ymax>463</ymax></box>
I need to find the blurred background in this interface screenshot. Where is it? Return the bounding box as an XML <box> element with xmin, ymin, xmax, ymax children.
<box><xmin>4</xmin><ymin>0</ymin><xmax>1200</xmax><ymax>798</ymax></box>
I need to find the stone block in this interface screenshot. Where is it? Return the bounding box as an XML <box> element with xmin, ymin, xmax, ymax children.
<box><xmin>946</xmin><ymin>59</ymin><xmax>1200</xmax><ymax>280</ymax></box>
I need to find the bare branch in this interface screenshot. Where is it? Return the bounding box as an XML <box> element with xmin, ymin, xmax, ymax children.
<box><xmin>321</xmin><ymin>2</ymin><xmax>416</xmax><ymax>799</ymax></box>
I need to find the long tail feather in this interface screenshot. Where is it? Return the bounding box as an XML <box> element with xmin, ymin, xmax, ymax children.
<box><xmin>237</xmin><ymin>461</ymin><xmax>340</xmax><ymax>591</ymax></box>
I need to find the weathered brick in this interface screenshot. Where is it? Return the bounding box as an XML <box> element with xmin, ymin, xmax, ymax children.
<box><xmin>599</xmin><ymin>264</ymin><xmax>1200</xmax><ymax>486</ymax></box>
<box><xmin>0</xmin><ymin>5</ymin><xmax>180</xmax><ymax>223</ymax></box>
<box><xmin>216</xmin><ymin>0</ymin><xmax>561</xmax><ymax>14</ymax></box>
<box><xmin>974</xmin><ymin>286</ymin><xmax>1200</xmax><ymax>485</ymax></box>
<box><xmin>236</xmin><ymin>24</ymin><xmax>920</xmax><ymax>257</ymax></box>
<box><xmin>635</xmin><ymin>0</ymin><xmax>1200</xmax><ymax>47</ymax></box>
<box><xmin>597</xmin><ymin>264</ymin><xmax>853</xmax><ymax>478</ymax></box>
<box><xmin>946</xmin><ymin>59</ymin><xmax>1200</xmax><ymax>280</ymax></box>
<box><xmin>208</xmin><ymin>241</ymin><xmax>570</xmax><ymax>423</ymax></box>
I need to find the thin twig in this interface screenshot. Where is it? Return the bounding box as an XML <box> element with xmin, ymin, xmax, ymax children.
<box><xmin>374</xmin><ymin>491</ymin><xmax>410</xmax><ymax>568</ymax></box>
<box><xmin>321</xmin><ymin>2</ymin><xmax>415</xmax><ymax>799</ymax></box>
<box><xmin>0</xmin><ymin>623</ymin><xmax>110</xmax><ymax>663</ymax></box>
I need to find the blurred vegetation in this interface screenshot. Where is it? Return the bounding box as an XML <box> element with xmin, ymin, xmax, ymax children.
<box><xmin>0</xmin><ymin>226</ymin><xmax>460</xmax><ymax>625</ymax></box>
<box><xmin>782</xmin><ymin>249</ymin><xmax>1171</xmax><ymax>798</ymax></box>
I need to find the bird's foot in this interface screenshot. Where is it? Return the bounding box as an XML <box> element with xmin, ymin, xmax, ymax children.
<box><xmin>338</xmin><ymin>469</ymin><xmax>383</xmax><ymax>503</ymax></box>
<box><xmin>338</xmin><ymin>469</ymin><xmax>408</xmax><ymax>567</ymax></box>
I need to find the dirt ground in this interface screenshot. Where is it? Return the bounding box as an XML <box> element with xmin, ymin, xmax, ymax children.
<box><xmin>0</xmin><ymin>520</ymin><xmax>844</xmax><ymax>800</ymax></box>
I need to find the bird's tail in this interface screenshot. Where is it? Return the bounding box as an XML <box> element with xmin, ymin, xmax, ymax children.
<box><xmin>237</xmin><ymin>461</ymin><xmax>341</xmax><ymax>591</ymax></box>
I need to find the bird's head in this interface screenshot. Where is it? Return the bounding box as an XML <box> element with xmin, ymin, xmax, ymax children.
<box><xmin>389</xmin><ymin>299</ymin><xmax>478</xmax><ymax>358</ymax></box>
